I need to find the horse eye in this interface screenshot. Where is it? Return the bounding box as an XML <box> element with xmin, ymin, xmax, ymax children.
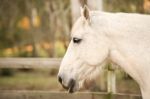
<box><xmin>73</xmin><ymin>37</ymin><xmax>82</xmax><ymax>43</ymax></box>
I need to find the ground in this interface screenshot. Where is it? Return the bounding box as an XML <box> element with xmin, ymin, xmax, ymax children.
<box><xmin>0</xmin><ymin>68</ymin><xmax>141</xmax><ymax>94</ymax></box>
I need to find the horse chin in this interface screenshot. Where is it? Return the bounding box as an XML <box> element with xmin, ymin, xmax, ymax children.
<box><xmin>67</xmin><ymin>79</ymin><xmax>95</xmax><ymax>93</ymax></box>
<box><xmin>82</xmin><ymin>79</ymin><xmax>95</xmax><ymax>90</ymax></box>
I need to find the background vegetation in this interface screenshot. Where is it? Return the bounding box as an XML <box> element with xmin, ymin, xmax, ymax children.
<box><xmin>0</xmin><ymin>0</ymin><xmax>149</xmax><ymax>57</ymax></box>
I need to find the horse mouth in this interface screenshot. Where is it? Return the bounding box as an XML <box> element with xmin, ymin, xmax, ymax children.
<box><xmin>68</xmin><ymin>79</ymin><xmax>75</xmax><ymax>93</ymax></box>
<box><xmin>58</xmin><ymin>77</ymin><xmax>76</xmax><ymax>93</ymax></box>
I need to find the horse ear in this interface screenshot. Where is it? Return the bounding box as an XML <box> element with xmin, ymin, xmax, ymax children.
<box><xmin>80</xmin><ymin>5</ymin><xmax>90</xmax><ymax>20</ymax></box>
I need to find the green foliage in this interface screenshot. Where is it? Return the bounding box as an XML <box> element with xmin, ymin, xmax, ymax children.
<box><xmin>0</xmin><ymin>0</ymin><xmax>145</xmax><ymax>57</ymax></box>
<box><xmin>0</xmin><ymin>0</ymin><xmax>70</xmax><ymax>57</ymax></box>
<box><xmin>0</xmin><ymin>68</ymin><xmax>14</xmax><ymax>76</ymax></box>
<box><xmin>0</xmin><ymin>69</ymin><xmax>60</xmax><ymax>90</ymax></box>
<box><xmin>104</xmin><ymin>0</ymin><xmax>144</xmax><ymax>13</ymax></box>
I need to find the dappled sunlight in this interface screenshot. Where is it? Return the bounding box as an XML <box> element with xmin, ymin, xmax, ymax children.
<box><xmin>18</xmin><ymin>16</ymin><xmax>31</xmax><ymax>30</ymax></box>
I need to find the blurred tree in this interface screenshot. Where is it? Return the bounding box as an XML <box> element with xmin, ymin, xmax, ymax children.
<box><xmin>87</xmin><ymin>0</ymin><xmax>103</xmax><ymax>10</ymax></box>
<box><xmin>71</xmin><ymin>0</ymin><xmax>103</xmax><ymax>22</ymax></box>
<box><xmin>43</xmin><ymin>0</ymin><xmax>71</xmax><ymax>57</ymax></box>
<box><xmin>0</xmin><ymin>0</ymin><xmax>71</xmax><ymax>57</ymax></box>
<box><xmin>71</xmin><ymin>0</ymin><xmax>89</xmax><ymax>23</ymax></box>
<box><xmin>0</xmin><ymin>0</ymin><xmax>146</xmax><ymax>57</ymax></box>
<box><xmin>144</xmin><ymin>0</ymin><xmax>150</xmax><ymax>13</ymax></box>
<box><xmin>104</xmin><ymin>0</ymin><xmax>143</xmax><ymax>13</ymax></box>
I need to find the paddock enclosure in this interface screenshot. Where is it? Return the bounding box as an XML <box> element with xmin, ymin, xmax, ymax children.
<box><xmin>0</xmin><ymin>58</ymin><xmax>141</xmax><ymax>99</ymax></box>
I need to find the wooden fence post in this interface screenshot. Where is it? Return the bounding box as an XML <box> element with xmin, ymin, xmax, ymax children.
<box><xmin>107</xmin><ymin>63</ymin><xmax>116</xmax><ymax>94</ymax></box>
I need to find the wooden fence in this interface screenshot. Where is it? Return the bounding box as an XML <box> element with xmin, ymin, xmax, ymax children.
<box><xmin>0</xmin><ymin>58</ymin><xmax>142</xmax><ymax>99</ymax></box>
<box><xmin>0</xmin><ymin>91</ymin><xmax>141</xmax><ymax>99</ymax></box>
<box><xmin>0</xmin><ymin>58</ymin><xmax>61</xmax><ymax>69</ymax></box>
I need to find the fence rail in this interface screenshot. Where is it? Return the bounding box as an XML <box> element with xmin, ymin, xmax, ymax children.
<box><xmin>0</xmin><ymin>58</ymin><xmax>61</xmax><ymax>69</ymax></box>
<box><xmin>0</xmin><ymin>91</ymin><xmax>142</xmax><ymax>99</ymax></box>
<box><xmin>0</xmin><ymin>58</ymin><xmax>141</xmax><ymax>98</ymax></box>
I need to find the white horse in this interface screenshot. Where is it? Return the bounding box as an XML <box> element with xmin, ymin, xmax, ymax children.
<box><xmin>58</xmin><ymin>6</ymin><xmax>150</xmax><ymax>99</ymax></box>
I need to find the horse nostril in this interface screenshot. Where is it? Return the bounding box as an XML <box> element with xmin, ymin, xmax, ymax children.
<box><xmin>58</xmin><ymin>76</ymin><xmax>62</xmax><ymax>84</ymax></box>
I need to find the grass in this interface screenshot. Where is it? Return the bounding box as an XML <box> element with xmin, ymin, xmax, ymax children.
<box><xmin>0</xmin><ymin>69</ymin><xmax>141</xmax><ymax>94</ymax></box>
<box><xmin>0</xmin><ymin>69</ymin><xmax>62</xmax><ymax>91</ymax></box>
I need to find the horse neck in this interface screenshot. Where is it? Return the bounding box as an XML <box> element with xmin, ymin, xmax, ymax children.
<box><xmin>102</xmin><ymin>13</ymin><xmax>150</xmax><ymax>92</ymax></box>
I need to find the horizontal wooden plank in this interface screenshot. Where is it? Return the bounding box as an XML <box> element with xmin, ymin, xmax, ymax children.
<box><xmin>0</xmin><ymin>91</ymin><xmax>142</xmax><ymax>99</ymax></box>
<box><xmin>0</xmin><ymin>58</ymin><xmax>61</xmax><ymax>68</ymax></box>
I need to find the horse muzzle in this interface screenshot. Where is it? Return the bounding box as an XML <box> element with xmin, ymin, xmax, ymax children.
<box><xmin>58</xmin><ymin>76</ymin><xmax>76</xmax><ymax>93</ymax></box>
